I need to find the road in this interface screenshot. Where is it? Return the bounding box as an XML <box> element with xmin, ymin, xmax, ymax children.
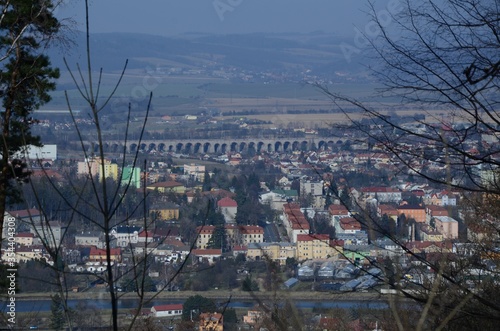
<box><xmin>263</xmin><ymin>222</ymin><xmax>281</xmax><ymax>242</ymax></box>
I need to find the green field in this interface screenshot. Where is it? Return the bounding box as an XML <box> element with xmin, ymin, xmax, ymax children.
<box><xmin>46</xmin><ymin>69</ymin><xmax>383</xmax><ymax>114</ymax></box>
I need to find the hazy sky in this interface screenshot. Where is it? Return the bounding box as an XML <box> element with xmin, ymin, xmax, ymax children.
<box><xmin>58</xmin><ymin>0</ymin><xmax>379</xmax><ymax>37</ymax></box>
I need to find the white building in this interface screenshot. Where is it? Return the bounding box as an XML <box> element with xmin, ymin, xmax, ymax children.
<box><xmin>183</xmin><ymin>163</ymin><xmax>205</xmax><ymax>182</ymax></box>
<box><xmin>151</xmin><ymin>304</ymin><xmax>183</xmax><ymax>318</ymax></box>
<box><xmin>110</xmin><ymin>226</ymin><xmax>141</xmax><ymax>247</ymax></box>
<box><xmin>217</xmin><ymin>197</ymin><xmax>238</xmax><ymax>223</ymax></box>
<box><xmin>14</xmin><ymin>144</ymin><xmax>57</xmax><ymax>161</ymax></box>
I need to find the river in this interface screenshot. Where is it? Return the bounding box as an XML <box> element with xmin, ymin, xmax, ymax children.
<box><xmin>4</xmin><ymin>297</ymin><xmax>388</xmax><ymax>313</ymax></box>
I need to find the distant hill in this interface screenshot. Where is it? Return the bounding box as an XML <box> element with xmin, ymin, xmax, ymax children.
<box><xmin>48</xmin><ymin>31</ymin><xmax>372</xmax><ymax>80</ymax></box>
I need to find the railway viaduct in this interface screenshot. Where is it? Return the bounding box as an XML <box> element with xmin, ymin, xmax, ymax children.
<box><xmin>88</xmin><ymin>136</ymin><xmax>342</xmax><ymax>154</ymax></box>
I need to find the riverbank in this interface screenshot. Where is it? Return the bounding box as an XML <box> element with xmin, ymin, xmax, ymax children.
<box><xmin>14</xmin><ymin>289</ymin><xmax>397</xmax><ymax>303</ymax></box>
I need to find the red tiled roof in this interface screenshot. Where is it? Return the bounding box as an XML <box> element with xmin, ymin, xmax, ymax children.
<box><xmin>89</xmin><ymin>246</ymin><xmax>121</xmax><ymax>257</ymax></box>
<box><xmin>328</xmin><ymin>204</ymin><xmax>349</xmax><ymax>215</ymax></box>
<box><xmin>148</xmin><ymin>181</ymin><xmax>183</xmax><ymax>188</ymax></box>
<box><xmin>138</xmin><ymin>230</ymin><xmax>154</xmax><ymax>238</ymax></box>
<box><xmin>196</xmin><ymin>225</ymin><xmax>216</xmax><ymax>234</ymax></box>
<box><xmin>339</xmin><ymin>217</ymin><xmax>361</xmax><ymax>230</ymax></box>
<box><xmin>296</xmin><ymin>234</ymin><xmax>329</xmax><ymax>242</ymax></box>
<box><xmin>152</xmin><ymin>304</ymin><xmax>183</xmax><ymax>312</ymax></box>
<box><xmin>192</xmin><ymin>249</ymin><xmax>222</xmax><ymax>256</ymax></box>
<box><xmin>233</xmin><ymin>245</ymin><xmax>247</xmax><ymax>251</ymax></box>
<box><xmin>15</xmin><ymin>232</ymin><xmax>34</xmax><ymax>238</ymax></box>
<box><xmin>217</xmin><ymin>197</ymin><xmax>238</xmax><ymax>207</ymax></box>
<box><xmin>239</xmin><ymin>226</ymin><xmax>264</xmax><ymax>234</ymax></box>
<box><xmin>8</xmin><ymin>208</ymin><xmax>41</xmax><ymax>218</ymax></box>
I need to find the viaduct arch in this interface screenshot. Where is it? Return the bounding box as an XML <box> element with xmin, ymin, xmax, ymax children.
<box><xmin>88</xmin><ymin>137</ymin><xmax>341</xmax><ymax>155</ymax></box>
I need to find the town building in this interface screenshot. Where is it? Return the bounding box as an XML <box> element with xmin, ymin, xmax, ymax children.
<box><xmin>199</xmin><ymin>312</ymin><xmax>223</xmax><ymax>331</ymax></box>
<box><xmin>397</xmin><ymin>205</ymin><xmax>426</xmax><ymax>223</ymax></box>
<box><xmin>246</xmin><ymin>242</ymin><xmax>296</xmax><ymax>265</ymax></box>
<box><xmin>183</xmin><ymin>163</ymin><xmax>206</xmax><ymax>182</ymax></box>
<box><xmin>150</xmin><ymin>202</ymin><xmax>180</xmax><ymax>221</ymax></box>
<box><xmin>433</xmin><ymin>216</ymin><xmax>459</xmax><ymax>239</ymax></box>
<box><xmin>150</xmin><ymin>304</ymin><xmax>183</xmax><ymax>318</ymax></box>
<box><xmin>296</xmin><ymin>234</ymin><xmax>336</xmax><ymax>261</ymax></box>
<box><xmin>110</xmin><ymin>226</ymin><xmax>141</xmax><ymax>247</ymax></box>
<box><xmin>14</xmin><ymin>232</ymin><xmax>34</xmax><ymax>246</ymax></box>
<box><xmin>88</xmin><ymin>246</ymin><xmax>121</xmax><ymax>262</ymax></box>
<box><xmin>146</xmin><ymin>181</ymin><xmax>186</xmax><ymax>194</ymax></box>
<box><xmin>121</xmin><ymin>166</ymin><xmax>142</xmax><ymax>188</ymax></box>
<box><xmin>217</xmin><ymin>197</ymin><xmax>238</xmax><ymax>223</ymax></box>
<box><xmin>75</xmin><ymin>231</ymin><xmax>102</xmax><ymax>247</ymax></box>
<box><xmin>282</xmin><ymin>203</ymin><xmax>310</xmax><ymax>243</ymax></box>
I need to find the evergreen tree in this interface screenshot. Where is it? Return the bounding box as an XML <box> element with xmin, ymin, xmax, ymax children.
<box><xmin>207</xmin><ymin>224</ymin><xmax>227</xmax><ymax>251</ymax></box>
<box><xmin>202</xmin><ymin>169</ymin><xmax>212</xmax><ymax>191</ymax></box>
<box><xmin>182</xmin><ymin>295</ymin><xmax>216</xmax><ymax>321</ymax></box>
<box><xmin>0</xmin><ymin>0</ymin><xmax>60</xmax><ymax>241</ymax></box>
<box><xmin>241</xmin><ymin>275</ymin><xmax>259</xmax><ymax>292</ymax></box>
<box><xmin>50</xmin><ymin>293</ymin><xmax>64</xmax><ymax>330</ymax></box>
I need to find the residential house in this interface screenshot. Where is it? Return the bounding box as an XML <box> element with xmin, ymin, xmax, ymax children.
<box><xmin>228</xmin><ymin>153</ymin><xmax>242</xmax><ymax>166</ymax></box>
<box><xmin>146</xmin><ymin>181</ymin><xmax>186</xmax><ymax>194</ymax></box>
<box><xmin>282</xmin><ymin>203</ymin><xmax>310</xmax><ymax>243</ymax></box>
<box><xmin>153</xmin><ymin>239</ymin><xmax>190</xmax><ymax>263</ymax></box>
<box><xmin>138</xmin><ymin>230</ymin><xmax>154</xmax><ymax>243</ymax></box>
<box><xmin>31</xmin><ymin>221</ymin><xmax>62</xmax><ymax>248</ymax></box>
<box><xmin>240</xmin><ymin>226</ymin><xmax>264</xmax><ymax>246</ymax></box>
<box><xmin>150</xmin><ymin>202</ymin><xmax>180</xmax><ymax>221</ymax></box>
<box><xmin>183</xmin><ymin>163</ymin><xmax>205</xmax><ymax>182</ymax></box>
<box><xmin>328</xmin><ymin>204</ymin><xmax>349</xmax><ymax>227</ymax></box>
<box><xmin>88</xmin><ymin>246</ymin><xmax>121</xmax><ymax>262</ymax></box>
<box><xmin>77</xmin><ymin>158</ymin><xmax>118</xmax><ymax>181</ymax></box>
<box><xmin>110</xmin><ymin>226</ymin><xmax>141</xmax><ymax>247</ymax></box>
<box><xmin>77</xmin><ymin>158</ymin><xmax>99</xmax><ymax>178</ymax></box>
<box><xmin>75</xmin><ymin>231</ymin><xmax>102</xmax><ymax>247</ymax></box>
<box><xmin>425</xmin><ymin>205</ymin><xmax>449</xmax><ymax>224</ymax></box>
<box><xmin>277</xmin><ymin>176</ymin><xmax>291</xmax><ymax>188</ymax></box>
<box><xmin>10</xmin><ymin>245</ymin><xmax>46</xmax><ymax>263</ymax></box>
<box><xmin>232</xmin><ymin>245</ymin><xmax>247</xmax><ymax>257</ymax></box>
<box><xmin>419</xmin><ymin>224</ymin><xmax>444</xmax><ymax>242</ymax></box>
<box><xmin>243</xmin><ymin>307</ymin><xmax>265</xmax><ymax>326</ymax></box>
<box><xmin>98</xmin><ymin>160</ymin><xmax>118</xmax><ymax>181</ymax></box>
<box><xmin>300</xmin><ymin>179</ymin><xmax>325</xmax><ymax>209</ymax></box>
<box><xmin>196</xmin><ymin>225</ymin><xmax>216</xmax><ymax>249</ymax></box>
<box><xmin>377</xmin><ymin>204</ymin><xmax>398</xmax><ymax>222</ymax></box>
<box><xmin>440</xmin><ymin>191</ymin><xmax>458</xmax><ymax>206</ymax></box>
<box><xmin>199</xmin><ymin>312</ymin><xmax>223</xmax><ymax>331</ymax></box>
<box><xmin>373</xmin><ymin>238</ymin><xmax>404</xmax><ymax>258</ymax></box>
<box><xmin>360</xmin><ymin>186</ymin><xmax>402</xmax><ymax>203</ymax></box>
<box><xmin>296</xmin><ymin>234</ymin><xmax>337</xmax><ymax>261</ymax></box>
<box><xmin>335</xmin><ymin>217</ymin><xmax>362</xmax><ymax>235</ymax></box>
<box><xmin>336</xmin><ymin>232</ymin><xmax>369</xmax><ymax>245</ymax></box>
<box><xmin>14</xmin><ymin>232</ymin><xmax>34</xmax><ymax>246</ymax></box>
<box><xmin>133</xmin><ymin>242</ymin><xmax>159</xmax><ymax>256</ymax></box>
<box><xmin>218</xmin><ymin>197</ymin><xmax>238</xmax><ymax>223</ymax></box>
<box><xmin>260</xmin><ymin>189</ymin><xmax>298</xmax><ymax>210</ymax></box>
<box><xmin>433</xmin><ymin>216</ymin><xmax>459</xmax><ymax>239</ymax></box>
<box><xmin>398</xmin><ymin>205</ymin><xmax>426</xmax><ymax>223</ymax></box>
<box><xmin>246</xmin><ymin>242</ymin><xmax>296</xmax><ymax>265</ymax></box>
<box><xmin>151</xmin><ymin>304</ymin><xmax>183</xmax><ymax>318</ymax></box>
<box><xmin>404</xmin><ymin>241</ymin><xmax>452</xmax><ymax>255</ymax></box>
<box><xmin>192</xmin><ymin>249</ymin><xmax>222</xmax><ymax>265</ymax></box>
<box><xmin>425</xmin><ymin>190</ymin><xmax>458</xmax><ymax>206</ymax></box>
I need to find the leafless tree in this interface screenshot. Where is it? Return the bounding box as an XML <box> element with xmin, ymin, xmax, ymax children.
<box><xmin>318</xmin><ymin>0</ymin><xmax>500</xmax><ymax>329</ymax></box>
